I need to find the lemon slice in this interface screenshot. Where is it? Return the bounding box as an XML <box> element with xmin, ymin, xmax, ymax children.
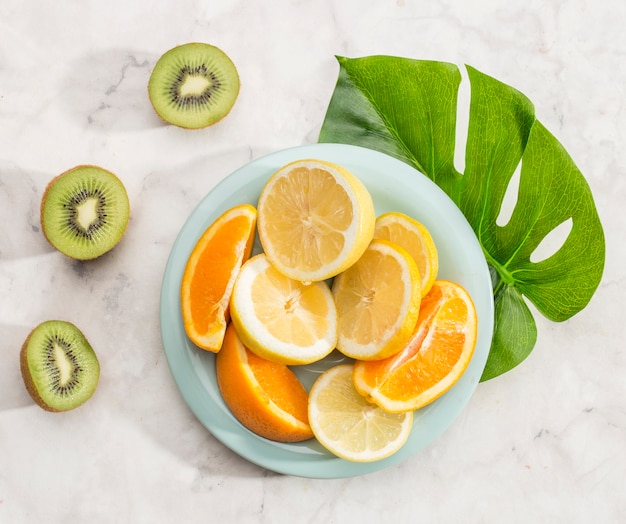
<box><xmin>374</xmin><ymin>211</ymin><xmax>439</xmax><ymax>296</ymax></box>
<box><xmin>331</xmin><ymin>239</ymin><xmax>422</xmax><ymax>360</ymax></box>
<box><xmin>230</xmin><ymin>253</ymin><xmax>338</xmax><ymax>365</ymax></box>
<box><xmin>308</xmin><ymin>364</ymin><xmax>413</xmax><ymax>462</ymax></box>
<box><xmin>257</xmin><ymin>159</ymin><xmax>375</xmax><ymax>282</ymax></box>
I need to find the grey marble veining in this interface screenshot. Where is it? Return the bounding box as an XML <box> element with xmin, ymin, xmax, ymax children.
<box><xmin>1</xmin><ymin>1</ymin><xmax>624</xmax><ymax>522</ymax></box>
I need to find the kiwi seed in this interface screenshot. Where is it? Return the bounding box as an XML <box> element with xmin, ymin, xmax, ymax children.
<box><xmin>40</xmin><ymin>165</ymin><xmax>130</xmax><ymax>260</ymax></box>
<box><xmin>148</xmin><ymin>42</ymin><xmax>240</xmax><ymax>129</ymax></box>
<box><xmin>20</xmin><ymin>320</ymin><xmax>100</xmax><ymax>412</ymax></box>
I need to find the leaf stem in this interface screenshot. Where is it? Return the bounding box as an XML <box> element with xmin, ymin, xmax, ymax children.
<box><xmin>484</xmin><ymin>248</ymin><xmax>515</xmax><ymax>293</ymax></box>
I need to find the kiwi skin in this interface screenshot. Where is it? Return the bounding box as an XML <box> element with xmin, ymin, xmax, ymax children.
<box><xmin>20</xmin><ymin>330</ymin><xmax>55</xmax><ymax>411</ymax></box>
<box><xmin>40</xmin><ymin>165</ymin><xmax>130</xmax><ymax>260</ymax></box>
<box><xmin>20</xmin><ymin>320</ymin><xmax>100</xmax><ymax>412</ymax></box>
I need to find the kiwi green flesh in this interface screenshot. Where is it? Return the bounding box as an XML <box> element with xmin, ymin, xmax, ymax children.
<box><xmin>20</xmin><ymin>320</ymin><xmax>100</xmax><ymax>412</ymax></box>
<box><xmin>148</xmin><ymin>42</ymin><xmax>240</xmax><ymax>129</ymax></box>
<box><xmin>41</xmin><ymin>165</ymin><xmax>130</xmax><ymax>260</ymax></box>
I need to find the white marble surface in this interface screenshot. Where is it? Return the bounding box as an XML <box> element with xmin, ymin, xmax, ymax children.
<box><xmin>1</xmin><ymin>0</ymin><xmax>623</xmax><ymax>522</ymax></box>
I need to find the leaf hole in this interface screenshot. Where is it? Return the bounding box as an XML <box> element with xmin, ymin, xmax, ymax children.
<box><xmin>454</xmin><ymin>66</ymin><xmax>471</xmax><ymax>174</ymax></box>
<box><xmin>530</xmin><ymin>218</ymin><xmax>573</xmax><ymax>263</ymax></box>
<box><xmin>496</xmin><ymin>161</ymin><xmax>522</xmax><ymax>227</ymax></box>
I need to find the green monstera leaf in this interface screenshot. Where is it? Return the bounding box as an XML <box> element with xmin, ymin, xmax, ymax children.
<box><xmin>318</xmin><ymin>56</ymin><xmax>605</xmax><ymax>381</ymax></box>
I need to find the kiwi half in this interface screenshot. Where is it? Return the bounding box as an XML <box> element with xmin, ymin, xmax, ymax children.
<box><xmin>40</xmin><ymin>165</ymin><xmax>130</xmax><ymax>260</ymax></box>
<box><xmin>20</xmin><ymin>320</ymin><xmax>100</xmax><ymax>412</ymax></box>
<box><xmin>148</xmin><ymin>42</ymin><xmax>240</xmax><ymax>129</ymax></box>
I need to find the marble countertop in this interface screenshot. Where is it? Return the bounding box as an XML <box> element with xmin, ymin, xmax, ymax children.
<box><xmin>1</xmin><ymin>1</ymin><xmax>623</xmax><ymax>522</ymax></box>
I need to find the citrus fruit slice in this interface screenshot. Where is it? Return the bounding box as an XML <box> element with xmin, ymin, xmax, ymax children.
<box><xmin>230</xmin><ymin>253</ymin><xmax>337</xmax><ymax>365</ymax></box>
<box><xmin>331</xmin><ymin>239</ymin><xmax>421</xmax><ymax>360</ymax></box>
<box><xmin>353</xmin><ymin>280</ymin><xmax>478</xmax><ymax>413</ymax></box>
<box><xmin>308</xmin><ymin>364</ymin><xmax>413</xmax><ymax>462</ymax></box>
<box><xmin>216</xmin><ymin>323</ymin><xmax>313</xmax><ymax>442</ymax></box>
<box><xmin>256</xmin><ymin>158</ymin><xmax>375</xmax><ymax>282</ymax></box>
<box><xmin>373</xmin><ymin>211</ymin><xmax>438</xmax><ymax>296</ymax></box>
<box><xmin>180</xmin><ymin>204</ymin><xmax>256</xmax><ymax>352</ymax></box>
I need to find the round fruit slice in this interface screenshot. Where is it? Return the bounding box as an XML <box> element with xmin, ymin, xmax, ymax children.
<box><xmin>181</xmin><ymin>204</ymin><xmax>256</xmax><ymax>352</ymax></box>
<box><xmin>40</xmin><ymin>165</ymin><xmax>130</xmax><ymax>260</ymax></box>
<box><xmin>148</xmin><ymin>42</ymin><xmax>240</xmax><ymax>129</ymax></box>
<box><xmin>257</xmin><ymin>159</ymin><xmax>375</xmax><ymax>282</ymax></box>
<box><xmin>230</xmin><ymin>253</ymin><xmax>337</xmax><ymax>365</ymax></box>
<box><xmin>373</xmin><ymin>211</ymin><xmax>438</xmax><ymax>296</ymax></box>
<box><xmin>353</xmin><ymin>280</ymin><xmax>478</xmax><ymax>413</ymax></box>
<box><xmin>216</xmin><ymin>323</ymin><xmax>313</xmax><ymax>443</ymax></box>
<box><xmin>20</xmin><ymin>320</ymin><xmax>100</xmax><ymax>412</ymax></box>
<box><xmin>331</xmin><ymin>239</ymin><xmax>421</xmax><ymax>360</ymax></box>
<box><xmin>308</xmin><ymin>364</ymin><xmax>413</xmax><ymax>462</ymax></box>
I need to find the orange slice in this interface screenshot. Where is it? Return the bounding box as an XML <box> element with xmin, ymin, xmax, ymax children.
<box><xmin>180</xmin><ymin>204</ymin><xmax>256</xmax><ymax>352</ymax></box>
<box><xmin>373</xmin><ymin>211</ymin><xmax>438</xmax><ymax>296</ymax></box>
<box><xmin>216</xmin><ymin>323</ymin><xmax>313</xmax><ymax>442</ymax></box>
<box><xmin>257</xmin><ymin>159</ymin><xmax>375</xmax><ymax>282</ymax></box>
<box><xmin>353</xmin><ymin>280</ymin><xmax>478</xmax><ymax>413</ymax></box>
<box><xmin>331</xmin><ymin>239</ymin><xmax>421</xmax><ymax>360</ymax></box>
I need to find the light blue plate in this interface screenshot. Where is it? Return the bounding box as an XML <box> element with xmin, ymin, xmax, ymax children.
<box><xmin>159</xmin><ymin>143</ymin><xmax>494</xmax><ymax>478</ymax></box>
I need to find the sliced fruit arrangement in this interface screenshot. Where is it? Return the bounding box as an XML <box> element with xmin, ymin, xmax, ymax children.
<box><xmin>40</xmin><ymin>165</ymin><xmax>130</xmax><ymax>260</ymax></box>
<box><xmin>148</xmin><ymin>42</ymin><xmax>240</xmax><ymax>129</ymax></box>
<box><xmin>308</xmin><ymin>364</ymin><xmax>413</xmax><ymax>462</ymax></box>
<box><xmin>180</xmin><ymin>157</ymin><xmax>477</xmax><ymax>460</ymax></box>
<box><xmin>181</xmin><ymin>204</ymin><xmax>256</xmax><ymax>352</ymax></box>
<box><xmin>20</xmin><ymin>320</ymin><xmax>100</xmax><ymax>412</ymax></box>
<box><xmin>216</xmin><ymin>324</ymin><xmax>313</xmax><ymax>442</ymax></box>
